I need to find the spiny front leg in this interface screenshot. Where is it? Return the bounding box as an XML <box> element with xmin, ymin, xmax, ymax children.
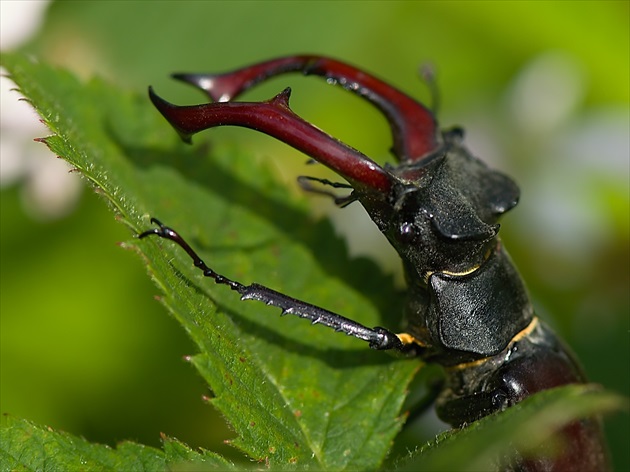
<box><xmin>138</xmin><ymin>218</ymin><xmax>409</xmax><ymax>351</ymax></box>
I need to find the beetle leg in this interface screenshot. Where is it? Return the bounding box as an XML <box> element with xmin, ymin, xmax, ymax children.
<box><xmin>171</xmin><ymin>55</ymin><xmax>439</xmax><ymax>162</ymax></box>
<box><xmin>139</xmin><ymin>218</ymin><xmax>407</xmax><ymax>351</ymax></box>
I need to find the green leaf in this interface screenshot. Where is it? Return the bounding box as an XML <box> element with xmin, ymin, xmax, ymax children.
<box><xmin>0</xmin><ymin>53</ymin><xmax>419</xmax><ymax>470</ymax></box>
<box><xmin>399</xmin><ymin>384</ymin><xmax>625</xmax><ymax>471</ymax></box>
<box><xmin>0</xmin><ymin>415</ymin><xmax>234</xmax><ymax>471</ymax></box>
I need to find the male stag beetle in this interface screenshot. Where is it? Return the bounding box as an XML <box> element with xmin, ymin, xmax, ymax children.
<box><xmin>140</xmin><ymin>55</ymin><xmax>609</xmax><ymax>470</ymax></box>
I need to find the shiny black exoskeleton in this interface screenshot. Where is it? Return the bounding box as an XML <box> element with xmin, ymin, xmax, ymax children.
<box><xmin>140</xmin><ymin>55</ymin><xmax>609</xmax><ymax>471</ymax></box>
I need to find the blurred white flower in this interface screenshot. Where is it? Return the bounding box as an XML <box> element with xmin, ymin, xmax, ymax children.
<box><xmin>1</xmin><ymin>0</ymin><xmax>82</xmax><ymax>220</ymax></box>
<box><xmin>507</xmin><ymin>51</ymin><xmax>586</xmax><ymax>134</ymax></box>
<box><xmin>1</xmin><ymin>0</ymin><xmax>49</xmax><ymax>50</ymax></box>
<box><xmin>503</xmin><ymin>51</ymin><xmax>628</xmax><ymax>283</ymax></box>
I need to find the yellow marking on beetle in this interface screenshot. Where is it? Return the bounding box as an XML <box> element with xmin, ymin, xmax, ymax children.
<box><xmin>423</xmin><ymin>264</ymin><xmax>481</xmax><ymax>285</ymax></box>
<box><xmin>511</xmin><ymin>316</ymin><xmax>539</xmax><ymax>343</ymax></box>
<box><xmin>396</xmin><ymin>332</ymin><xmax>428</xmax><ymax>347</ymax></box>
<box><xmin>446</xmin><ymin>317</ymin><xmax>540</xmax><ymax>372</ymax></box>
<box><xmin>423</xmin><ymin>246</ymin><xmax>495</xmax><ymax>284</ymax></box>
<box><xmin>440</xmin><ymin>264</ymin><xmax>481</xmax><ymax>277</ymax></box>
<box><xmin>446</xmin><ymin>356</ymin><xmax>490</xmax><ymax>371</ymax></box>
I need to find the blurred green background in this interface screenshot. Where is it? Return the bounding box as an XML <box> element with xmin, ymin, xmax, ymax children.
<box><xmin>1</xmin><ymin>0</ymin><xmax>628</xmax><ymax>469</ymax></box>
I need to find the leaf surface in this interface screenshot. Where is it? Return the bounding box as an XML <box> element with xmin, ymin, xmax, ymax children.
<box><xmin>1</xmin><ymin>53</ymin><xmax>420</xmax><ymax>470</ymax></box>
<box><xmin>399</xmin><ymin>384</ymin><xmax>624</xmax><ymax>471</ymax></box>
<box><xmin>0</xmin><ymin>416</ymin><xmax>234</xmax><ymax>471</ymax></box>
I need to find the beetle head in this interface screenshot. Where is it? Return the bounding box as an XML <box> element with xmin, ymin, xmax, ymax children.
<box><xmin>352</xmin><ymin>128</ymin><xmax>519</xmax><ymax>280</ymax></box>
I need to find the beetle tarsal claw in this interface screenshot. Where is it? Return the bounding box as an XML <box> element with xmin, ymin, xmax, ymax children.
<box><xmin>367</xmin><ymin>327</ymin><xmax>403</xmax><ymax>350</ymax></box>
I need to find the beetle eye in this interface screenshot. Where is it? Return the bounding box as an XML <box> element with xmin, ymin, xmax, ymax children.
<box><xmin>397</xmin><ymin>222</ymin><xmax>418</xmax><ymax>244</ymax></box>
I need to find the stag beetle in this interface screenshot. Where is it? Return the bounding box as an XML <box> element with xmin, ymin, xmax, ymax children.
<box><xmin>140</xmin><ymin>55</ymin><xmax>609</xmax><ymax>470</ymax></box>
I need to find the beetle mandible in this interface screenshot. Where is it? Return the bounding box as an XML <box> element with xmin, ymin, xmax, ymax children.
<box><xmin>140</xmin><ymin>55</ymin><xmax>609</xmax><ymax>471</ymax></box>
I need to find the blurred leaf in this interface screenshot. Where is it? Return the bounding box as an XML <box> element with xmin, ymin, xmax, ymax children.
<box><xmin>399</xmin><ymin>385</ymin><xmax>625</xmax><ymax>471</ymax></box>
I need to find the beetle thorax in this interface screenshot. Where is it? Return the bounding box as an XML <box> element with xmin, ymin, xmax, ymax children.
<box><xmin>385</xmin><ymin>188</ymin><xmax>498</xmax><ymax>283</ymax></box>
<box><xmin>361</xmin><ymin>142</ymin><xmax>519</xmax><ymax>282</ymax></box>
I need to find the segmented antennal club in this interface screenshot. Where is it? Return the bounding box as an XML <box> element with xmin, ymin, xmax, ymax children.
<box><xmin>172</xmin><ymin>55</ymin><xmax>440</xmax><ymax>163</ymax></box>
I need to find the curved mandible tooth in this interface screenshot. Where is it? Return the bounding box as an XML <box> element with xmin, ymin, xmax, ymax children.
<box><xmin>172</xmin><ymin>55</ymin><xmax>440</xmax><ymax>163</ymax></box>
<box><xmin>148</xmin><ymin>86</ymin><xmax>394</xmax><ymax>193</ymax></box>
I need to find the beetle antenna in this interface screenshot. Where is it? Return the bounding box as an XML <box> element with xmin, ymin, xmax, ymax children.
<box><xmin>418</xmin><ymin>63</ymin><xmax>440</xmax><ymax>116</ymax></box>
<box><xmin>297</xmin><ymin>176</ymin><xmax>357</xmax><ymax>207</ymax></box>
